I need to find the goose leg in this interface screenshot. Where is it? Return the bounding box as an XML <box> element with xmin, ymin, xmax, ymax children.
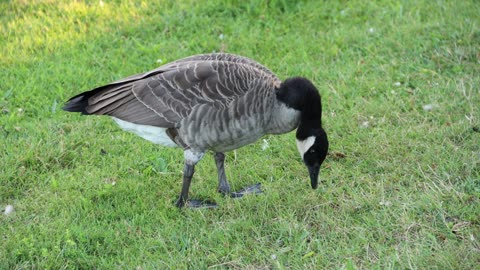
<box><xmin>175</xmin><ymin>163</ymin><xmax>195</xmax><ymax>208</ymax></box>
<box><xmin>175</xmin><ymin>149</ymin><xmax>217</xmax><ymax>208</ymax></box>
<box><xmin>214</xmin><ymin>152</ymin><xmax>231</xmax><ymax>195</ymax></box>
<box><xmin>214</xmin><ymin>152</ymin><xmax>263</xmax><ymax>199</ymax></box>
<box><xmin>175</xmin><ymin>149</ymin><xmax>204</xmax><ymax>208</ymax></box>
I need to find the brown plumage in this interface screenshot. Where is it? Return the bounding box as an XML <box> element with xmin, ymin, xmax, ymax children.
<box><xmin>66</xmin><ymin>54</ymin><xmax>279</xmax><ymax>125</ymax></box>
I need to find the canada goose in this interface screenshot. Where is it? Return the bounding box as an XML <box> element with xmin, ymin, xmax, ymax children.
<box><xmin>64</xmin><ymin>53</ymin><xmax>329</xmax><ymax>208</ymax></box>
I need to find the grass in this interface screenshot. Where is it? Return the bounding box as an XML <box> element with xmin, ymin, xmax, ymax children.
<box><xmin>1</xmin><ymin>0</ymin><xmax>479</xmax><ymax>268</ymax></box>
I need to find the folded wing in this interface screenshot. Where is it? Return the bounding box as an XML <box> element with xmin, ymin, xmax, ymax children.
<box><xmin>64</xmin><ymin>53</ymin><xmax>280</xmax><ymax>128</ymax></box>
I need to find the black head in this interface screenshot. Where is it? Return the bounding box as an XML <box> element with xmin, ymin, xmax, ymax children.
<box><xmin>296</xmin><ymin>128</ymin><xmax>329</xmax><ymax>189</ymax></box>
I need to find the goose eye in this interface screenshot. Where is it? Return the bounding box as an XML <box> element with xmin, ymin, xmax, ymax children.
<box><xmin>310</xmin><ymin>149</ymin><xmax>316</xmax><ymax>153</ymax></box>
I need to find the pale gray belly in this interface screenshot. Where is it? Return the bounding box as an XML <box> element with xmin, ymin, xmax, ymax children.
<box><xmin>209</xmin><ymin>127</ymin><xmax>264</xmax><ymax>152</ymax></box>
<box><xmin>178</xmin><ymin>106</ymin><xmax>267</xmax><ymax>152</ymax></box>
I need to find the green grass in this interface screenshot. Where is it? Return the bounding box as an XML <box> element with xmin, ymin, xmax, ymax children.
<box><xmin>1</xmin><ymin>0</ymin><xmax>479</xmax><ymax>268</ymax></box>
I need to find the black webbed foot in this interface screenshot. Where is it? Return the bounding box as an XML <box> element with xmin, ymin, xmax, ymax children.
<box><xmin>185</xmin><ymin>199</ymin><xmax>218</xmax><ymax>209</ymax></box>
<box><xmin>230</xmin><ymin>183</ymin><xmax>263</xmax><ymax>198</ymax></box>
<box><xmin>176</xmin><ymin>183</ymin><xmax>263</xmax><ymax>209</ymax></box>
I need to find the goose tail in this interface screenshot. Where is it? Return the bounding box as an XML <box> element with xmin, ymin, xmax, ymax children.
<box><xmin>62</xmin><ymin>90</ymin><xmax>96</xmax><ymax>114</ymax></box>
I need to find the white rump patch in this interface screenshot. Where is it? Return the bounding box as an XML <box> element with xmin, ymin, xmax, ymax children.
<box><xmin>296</xmin><ymin>136</ymin><xmax>315</xmax><ymax>159</ymax></box>
<box><xmin>112</xmin><ymin>117</ymin><xmax>177</xmax><ymax>147</ymax></box>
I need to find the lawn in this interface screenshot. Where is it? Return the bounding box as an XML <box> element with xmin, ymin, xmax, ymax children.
<box><xmin>1</xmin><ymin>0</ymin><xmax>479</xmax><ymax>269</ymax></box>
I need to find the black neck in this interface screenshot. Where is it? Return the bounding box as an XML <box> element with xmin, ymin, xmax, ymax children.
<box><xmin>276</xmin><ymin>77</ymin><xmax>323</xmax><ymax>140</ymax></box>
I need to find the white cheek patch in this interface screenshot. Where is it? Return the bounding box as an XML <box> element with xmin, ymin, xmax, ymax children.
<box><xmin>296</xmin><ymin>136</ymin><xmax>316</xmax><ymax>160</ymax></box>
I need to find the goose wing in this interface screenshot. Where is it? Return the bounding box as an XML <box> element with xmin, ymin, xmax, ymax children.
<box><xmin>64</xmin><ymin>53</ymin><xmax>280</xmax><ymax>127</ymax></box>
<box><xmin>88</xmin><ymin>53</ymin><xmax>277</xmax><ymax>87</ymax></box>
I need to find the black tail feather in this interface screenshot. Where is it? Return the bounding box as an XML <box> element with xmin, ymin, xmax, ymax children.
<box><xmin>62</xmin><ymin>95</ymin><xmax>89</xmax><ymax>114</ymax></box>
<box><xmin>63</xmin><ymin>80</ymin><xmax>127</xmax><ymax>115</ymax></box>
<box><xmin>63</xmin><ymin>89</ymin><xmax>100</xmax><ymax>114</ymax></box>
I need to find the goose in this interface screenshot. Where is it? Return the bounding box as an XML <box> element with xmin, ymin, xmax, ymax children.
<box><xmin>63</xmin><ymin>53</ymin><xmax>329</xmax><ymax>208</ymax></box>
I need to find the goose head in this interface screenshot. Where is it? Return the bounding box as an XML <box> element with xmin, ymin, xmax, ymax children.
<box><xmin>296</xmin><ymin>128</ymin><xmax>329</xmax><ymax>189</ymax></box>
<box><xmin>277</xmin><ymin>77</ymin><xmax>329</xmax><ymax>189</ymax></box>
